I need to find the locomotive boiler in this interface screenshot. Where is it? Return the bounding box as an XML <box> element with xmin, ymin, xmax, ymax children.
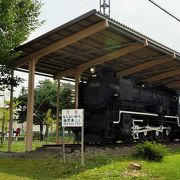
<box><xmin>76</xmin><ymin>68</ymin><xmax>180</xmax><ymax>143</ymax></box>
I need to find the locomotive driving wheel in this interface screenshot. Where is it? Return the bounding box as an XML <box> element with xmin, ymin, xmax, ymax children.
<box><xmin>139</xmin><ymin>131</ymin><xmax>150</xmax><ymax>142</ymax></box>
<box><xmin>152</xmin><ymin>130</ymin><xmax>163</xmax><ymax>141</ymax></box>
<box><xmin>163</xmin><ymin>129</ymin><xmax>171</xmax><ymax>142</ymax></box>
<box><xmin>123</xmin><ymin>135</ymin><xmax>134</xmax><ymax>144</ymax></box>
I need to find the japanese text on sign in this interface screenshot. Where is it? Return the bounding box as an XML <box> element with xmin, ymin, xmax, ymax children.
<box><xmin>62</xmin><ymin>109</ymin><xmax>84</xmax><ymax>127</ymax></box>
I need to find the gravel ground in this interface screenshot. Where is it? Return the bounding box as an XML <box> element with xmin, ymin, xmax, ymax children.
<box><xmin>0</xmin><ymin>145</ymin><xmax>135</xmax><ymax>160</ymax></box>
<box><xmin>0</xmin><ymin>142</ymin><xmax>179</xmax><ymax>160</ymax></box>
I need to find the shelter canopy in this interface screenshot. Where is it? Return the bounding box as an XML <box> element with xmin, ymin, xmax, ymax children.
<box><xmin>15</xmin><ymin>9</ymin><xmax>180</xmax><ymax>90</ymax></box>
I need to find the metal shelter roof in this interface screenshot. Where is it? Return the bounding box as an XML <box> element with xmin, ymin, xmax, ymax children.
<box><xmin>15</xmin><ymin>9</ymin><xmax>180</xmax><ymax>90</ymax></box>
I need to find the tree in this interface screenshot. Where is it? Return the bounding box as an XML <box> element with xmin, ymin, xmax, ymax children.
<box><xmin>15</xmin><ymin>87</ymin><xmax>28</xmax><ymax>124</ymax></box>
<box><xmin>34</xmin><ymin>80</ymin><xmax>57</xmax><ymax>140</ymax></box>
<box><xmin>0</xmin><ymin>0</ymin><xmax>43</xmax><ymax>64</ymax></box>
<box><xmin>44</xmin><ymin>109</ymin><xmax>54</xmax><ymax>143</ymax></box>
<box><xmin>61</xmin><ymin>88</ymin><xmax>74</xmax><ymax>109</ymax></box>
<box><xmin>0</xmin><ymin>99</ymin><xmax>18</xmax><ymax>145</ymax></box>
<box><xmin>0</xmin><ymin>0</ymin><xmax>43</xmax><ymax>90</ymax></box>
<box><xmin>16</xmin><ymin>80</ymin><xmax>74</xmax><ymax>141</ymax></box>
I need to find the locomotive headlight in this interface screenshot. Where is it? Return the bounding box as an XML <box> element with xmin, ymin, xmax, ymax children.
<box><xmin>90</xmin><ymin>67</ymin><xmax>96</xmax><ymax>74</ymax></box>
<box><xmin>114</xmin><ymin>94</ymin><xmax>119</xmax><ymax>97</ymax></box>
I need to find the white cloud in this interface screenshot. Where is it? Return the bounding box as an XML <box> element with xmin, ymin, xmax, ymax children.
<box><xmin>112</xmin><ymin>0</ymin><xmax>141</xmax><ymax>15</ymax></box>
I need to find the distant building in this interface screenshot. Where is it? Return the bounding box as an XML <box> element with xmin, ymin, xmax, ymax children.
<box><xmin>0</xmin><ymin>106</ymin><xmax>45</xmax><ymax>135</ymax></box>
<box><xmin>0</xmin><ymin>108</ymin><xmax>3</xmax><ymax>120</ymax></box>
<box><xmin>0</xmin><ymin>89</ymin><xmax>9</xmax><ymax>108</ymax></box>
<box><xmin>12</xmin><ymin>121</ymin><xmax>45</xmax><ymax>135</ymax></box>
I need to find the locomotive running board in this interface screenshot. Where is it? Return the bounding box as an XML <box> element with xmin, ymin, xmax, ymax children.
<box><xmin>113</xmin><ymin>110</ymin><xmax>180</xmax><ymax>127</ymax></box>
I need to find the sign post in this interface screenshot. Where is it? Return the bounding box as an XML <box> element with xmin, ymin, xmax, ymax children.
<box><xmin>62</xmin><ymin>127</ymin><xmax>65</xmax><ymax>163</ymax></box>
<box><xmin>62</xmin><ymin>109</ymin><xmax>84</xmax><ymax>167</ymax></box>
<box><xmin>81</xmin><ymin>121</ymin><xmax>84</xmax><ymax>167</ymax></box>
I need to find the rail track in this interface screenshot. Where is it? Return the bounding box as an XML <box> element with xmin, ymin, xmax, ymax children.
<box><xmin>37</xmin><ymin>141</ymin><xmax>180</xmax><ymax>153</ymax></box>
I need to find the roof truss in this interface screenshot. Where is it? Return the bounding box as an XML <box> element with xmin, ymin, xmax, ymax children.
<box><xmin>143</xmin><ymin>68</ymin><xmax>180</xmax><ymax>82</ymax></box>
<box><xmin>117</xmin><ymin>55</ymin><xmax>174</xmax><ymax>77</ymax></box>
<box><xmin>166</xmin><ymin>80</ymin><xmax>180</xmax><ymax>88</ymax></box>
<box><xmin>15</xmin><ymin>20</ymin><xmax>109</xmax><ymax>67</ymax></box>
<box><xmin>54</xmin><ymin>42</ymin><xmax>147</xmax><ymax>78</ymax></box>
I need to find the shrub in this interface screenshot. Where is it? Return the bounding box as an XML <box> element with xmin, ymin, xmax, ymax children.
<box><xmin>135</xmin><ymin>141</ymin><xmax>169</xmax><ymax>161</ymax></box>
<box><xmin>17</xmin><ymin>136</ymin><xmax>25</xmax><ymax>141</ymax></box>
<box><xmin>33</xmin><ymin>132</ymin><xmax>41</xmax><ymax>141</ymax></box>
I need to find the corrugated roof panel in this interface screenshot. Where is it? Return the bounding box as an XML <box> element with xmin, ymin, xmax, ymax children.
<box><xmin>14</xmin><ymin>9</ymin><xmax>180</xmax><ymax>90</ymax></box>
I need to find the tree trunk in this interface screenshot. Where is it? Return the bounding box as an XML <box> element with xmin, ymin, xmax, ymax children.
<box><xmin>50</xmin><ymin>126</ymin><xmax>53</xmax><ymax>142</ymax></box>
<box><xmin>39</xmin><ymin>123</ymin><xmax>44</xmax><ymax>141</ymax></box>
<box><xmin>128</xmin><ymin>163</ymin><xmax>142</xmax><ymax>170</ymax></box>
<box><xmin>1</xmin><ymin>115</ymin><xmax>5</xmax><ymax>145</ymax></box>
<box><xmin>45</xmin><ymin>125</ymin><xmax>49</xmax><ymax>145</ymax></box>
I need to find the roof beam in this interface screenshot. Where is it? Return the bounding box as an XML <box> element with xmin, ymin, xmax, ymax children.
<box><xmin>143</xmin><ymin>68</ymin><xmax>180</xmax><ymax>82</ymax></box>
<box><xmin>15</xmin><ymin>20</ymin><xmax>109</xmax><ymax>67</ymax></box>
<box><xmin>117</xmin><ymin>55</ymin><xmax>173</xmax><ymax>77</ymax></box>
<box><xmin>54</xmin><ymin>42</ymin><xmax>146</xmax><ymax>78</ymax></box>
<box><xmin>166</xmin><ymin>80</ymin><xmax>180</xmax><ymax>88</ymax></box>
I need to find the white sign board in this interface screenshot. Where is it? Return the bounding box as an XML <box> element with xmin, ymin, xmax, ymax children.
<box><xmin>62</xmin><ymin>109</ymin><xmax>84</xmax><ymax>127</ymax></box>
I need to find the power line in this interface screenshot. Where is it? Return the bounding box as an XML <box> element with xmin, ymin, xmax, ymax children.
<box><xmin>147</xmin><ymin>0</ymin><xmax>180</xmax><ymax>23</ymax></box>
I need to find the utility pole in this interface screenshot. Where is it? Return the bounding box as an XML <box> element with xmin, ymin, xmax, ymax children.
<box><xmin>100</xmin><ymin>0</ymin><xmax>111</xmax><ymax>18</ymax></box>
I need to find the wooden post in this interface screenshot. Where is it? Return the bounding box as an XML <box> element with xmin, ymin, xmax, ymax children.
<box><xmin>74</xmin><ymin>72</ymin><xmax>81</xmax><ymax>144</ymax></box>
<box><xmin>75</xmin><ymin>72</ymin><xmax>81</xmax><ymax>108</ymax></box>
<box><xmin>75</xmin><ymin>72</ymin><xmax>81</xmax><ymax>146</ymax></box>
<box><xmin>26</xmin><ymin>59</ymin><xmax>36</xmax><ymax>152</ymax></box>
<box><xmin>56</xmin><ymin>79</ymin><xmax>60</xmax><ymax>144</ymax></box>
<box><xmin>75</xmin><ymin>72</ymin><xmax>84</xmax><ymax>167</ymax></box>
<box><xmin>8</xmin><ymin>70</ymin><xmax>14</xmax><ymax>152</ymax></box>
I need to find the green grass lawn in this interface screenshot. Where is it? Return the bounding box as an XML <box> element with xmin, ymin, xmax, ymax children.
<box><xmin>0</xmin><ymin>141</ymin><xmax>179</xmax><ymax>179</ymax></box>
<box><xmin>0</xmin><ymin>134</ymin><xmax>73</xmax><ymax>152</ymax></box>
<box><xmin>0</xmin><ymin>140</ymin><xmax>45</xmax><ymax>152</ymax></box>
<box><xmin>72</xmin><ymin>154</ymin><xmax>180</xmax><ymax>180</ymax></box>
<box><xmin>0</xmin><ymin>152</ymin><xmax>180</xmax><ymax>179</ymax></box>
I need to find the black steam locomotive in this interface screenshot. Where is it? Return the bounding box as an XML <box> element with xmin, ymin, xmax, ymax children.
<box><xmin>76</xmin><ymin>68</ymin><xmax>180</xmax><ymax>143</ymax></box>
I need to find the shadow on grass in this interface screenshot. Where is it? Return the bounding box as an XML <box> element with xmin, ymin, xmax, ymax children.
<box><xmin>0</xmin><ymin>143</ymin><xmax>179</xmax><ymax>179</ymax></box>
<box><xmin>0</xmin><ymin>153</ymin><xmax>121</xmax><ymax>179</ymax></box>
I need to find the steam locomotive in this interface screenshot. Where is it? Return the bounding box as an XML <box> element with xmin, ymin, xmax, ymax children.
<box><xmin>76</xmin><ymin>68</ymin><xmax>180</xmax><ymax>143</ymax></box>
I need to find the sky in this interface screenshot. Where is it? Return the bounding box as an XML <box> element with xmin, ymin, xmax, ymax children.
<box><xmin>13</xmin><ymin>0</ymin><xmax>180</xmax><ymax>98</ymax></box>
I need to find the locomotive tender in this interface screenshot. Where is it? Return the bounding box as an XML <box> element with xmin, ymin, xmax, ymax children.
<box><xmin>77</xmin><ymin>67</ymin><xmax>180</xmax><ymax>143</ymax></box>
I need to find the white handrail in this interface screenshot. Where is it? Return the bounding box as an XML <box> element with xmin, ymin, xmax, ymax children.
<box><xmin>113</xmin><ymin>110</ymin><xmax>180</xmax><ymax>127</ymax></box>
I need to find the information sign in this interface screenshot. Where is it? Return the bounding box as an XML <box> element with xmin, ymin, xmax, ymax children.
<box><xmin>62</xmin><ymin>109</ymin><xmax>84</xmax><ymax>127</ymax></box>
<box><xmin>61</xmin><ymin>109</ymin><xmax>84</xmax><ymax>167</ymax></box>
